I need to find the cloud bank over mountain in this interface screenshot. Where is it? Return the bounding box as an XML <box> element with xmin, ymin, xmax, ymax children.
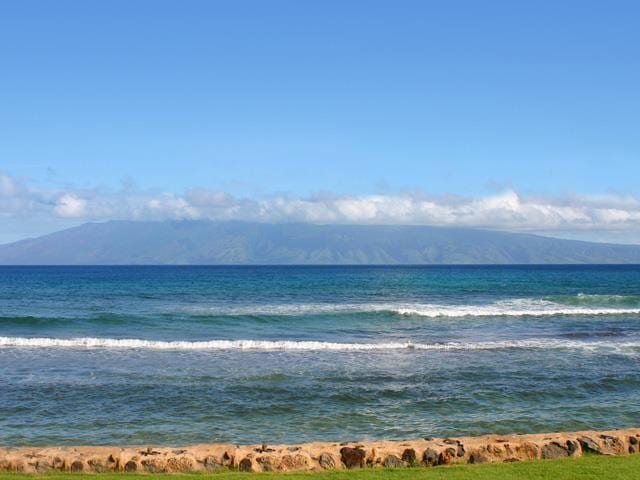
<box><xmin>2</xmin><ymin>173</ymin><xmax>640</xmax><ymax>243</ymax></box>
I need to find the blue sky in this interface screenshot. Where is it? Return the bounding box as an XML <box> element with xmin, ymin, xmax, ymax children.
<box><xmin>1</xmin><ymin>0</ymin><xmax>640</xmax><ymax>243</ymax></box>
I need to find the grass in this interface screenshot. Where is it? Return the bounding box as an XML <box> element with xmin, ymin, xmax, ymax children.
<box><xmin>2</xmin><ymin>454</ymin><xmax>640</xmax><ymax>480</ymax></box>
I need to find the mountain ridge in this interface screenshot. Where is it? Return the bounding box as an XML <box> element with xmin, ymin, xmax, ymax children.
<box><xmin>1</xmin><ymin>220</ymin><xmax>639</xmax><ymax>265</ymax></box>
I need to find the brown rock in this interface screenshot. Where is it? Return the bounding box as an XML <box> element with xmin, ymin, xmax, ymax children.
<box><xmin>438</xmin><ymin>447</ymin><xmax>456</xmax><ymax>465</ymax></box>
<box><xmin>340</xmin><ymin>447</ymin><xmax>365</xmax><ymax>469</ymax></box>
<box><xmin>203</xmin><ymin>455</ymin><xmax>222</xmax><ymax>470</ymax></box>
<box><xmin>8</xmin><ymin>460</ymin><xmax>25</xmax><ymax>473</ymax></box>
<box><xmin>70</xmin><ymin>460</ymin><xmax>84</xmax><ymax>472</ymax></box>
<box><xmin>238</xmin><ymin>457</ymin><xmax>253</xmax><ymax>472</ymax></box>
<box><xmin>600</xmin><ymin>435</ymin><xmax>625</xmax><ymax>455</ymax></box>
<box><xmin>382</xmin><ymin>454</ymin><xmax>405</xmax><ymax>468</ymax></box>
<box><xmin>141</xmin><ymin>459</ymin><xmax>166</xmax><ymax>473</ymax></box>
<box><xmin>401</xmin><ymin>448</ymin><xmax>417</xmax><ymax>466</ymax></box>
<box><xmin>489</xmin><ymin>444</ymin><xmax>503</xmax><ymax>455</ymax></box>
<box><xmin>280</xmin><ymin>454</ymin><xmax>309</xmax><ymax>470</ymax></box>
<box><xmin>318</xmin><ymin>452</ymin><xmax>336</xmax><ymax>470</ymax></box>
<box><xmin>87</xmin><ymin>458</ymin><xmax>111</xmax><ymax>473</ymax></box>
<box><xmin>518</xmin><ymin>442</ymin><xmax>540</xmax><ymax>460</ymax></box>
<box><xmin>166</xmin><ymin>456</ymin><xmax>194</xmax><ymax>472</ymax></box>
<box><xmin>578</xmin><ymin>436</ymin><xmax>601</xmax><ymax>454</ymax></box>
<box><xmin>468</xmin><ymin>449</ymin><xmax>491</xmax><ymax>464</ymax></box>
<box><xmin>124</xmin><ymin>461</ymin><xmax>137</xmax><ymax>472</ymax></box>
<box><xmin>221</xmin><ymin>451</ymin><xmax>234</xmax><ymax>467</ymax></box>
<box><xmin>566</xmin><ymin>439</ymin><xmax>581</xmax><ymax>456</ymax></box>
<box><xmin>366</xmin><ymin>447</ymin><xmax>377</xmax><ymax>467</ymax></box>
<box><xmin>541</xmin><ymin>442</ymin><xmax>569</xmax><ymax>459</ymax></box>
<box><xmin>256</xmin><ymin>456</ymin><xmax>277</xmax><ymax>472</ymax></box>
<box><xmin>422</xmin><ymin>448</ymin><xmax>438</xmax><ymax>466</ymax></box>
<box><xmin>35</xmin><ymin>459</ymin><xmax>51</xmax><ymax>473</ymax></box>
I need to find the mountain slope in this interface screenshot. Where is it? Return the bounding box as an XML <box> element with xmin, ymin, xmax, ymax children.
<box><xmin>0</xmin><ymin>220</ymin><xmax>639</xmax><ymax>265</ymax></box>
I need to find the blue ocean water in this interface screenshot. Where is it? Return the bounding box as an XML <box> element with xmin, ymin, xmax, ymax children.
<box><xmin>1</xmin><ymin>265</ymin><xmax>639</xmax><ymax>446</ymax></box>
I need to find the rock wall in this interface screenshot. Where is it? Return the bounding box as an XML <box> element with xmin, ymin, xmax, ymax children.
<box><xmin>1</xmin><ymin>428</ymin><xmax>638</xmax><ymax>473</ymax></box>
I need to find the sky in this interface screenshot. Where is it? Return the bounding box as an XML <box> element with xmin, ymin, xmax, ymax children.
<box><xmin>1</xmin><ymin>0</ymin><xmax>640</xmax><ymax>244</ymax></box>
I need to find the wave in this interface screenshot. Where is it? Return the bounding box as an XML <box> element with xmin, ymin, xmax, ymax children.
<box><xmin>4</xmin><ymin>296</ymin><xmax>638</xmax><ymax>328</ymax></box>
<box><xmin>175</xmin><ymin>303</ymin><xmax>365</xmax><ymax>317</ymax></box>
<box><xmin>393</xmin><ymin>300</ymin><xmax>640</xmax><ymax>318</ymax></box>
<box><xmin>0</xmin><ymin>314</ymin><xmax>134</xmax><ymax>326</ymax></box>
<box><xmin>1</xmin><ymin>336</ymin><xmax>639</xmax><ymax>353</ymax></box>
<box><xmin>545</xmin><ymin>293</ymin><xmax>640</xmax><ymax>307</ymax></box>
<box><xmin>173</xmin><ymin>297</ymin><xmax>640</xmax><ymax>318</ymax></box>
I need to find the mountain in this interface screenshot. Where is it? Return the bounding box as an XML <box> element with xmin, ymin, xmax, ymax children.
<box><xmin>0</xmin><ymin>220</ymin><xmax>639</xmax><ymax>265</ymax></box>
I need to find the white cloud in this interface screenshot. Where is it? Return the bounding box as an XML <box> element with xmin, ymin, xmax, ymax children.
<box><xmin>1</xmin><ymin>173</ymin><xmax>640</xmax><ymax>243</ymax></box>
<box><xmin>54</xmin><ymin>193</ymin><xmax>87</xmax><ymax>218</ymax></box>
<box><xmin>0</xmin><ymin>174</ymin><xmax>19</xmax><ymax>197</ymax></box>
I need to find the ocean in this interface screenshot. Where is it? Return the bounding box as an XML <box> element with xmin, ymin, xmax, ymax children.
<box><xmin>1</xmin><ymin>265</ymin><xmax>639</xmax><ymax>446</ymax></box>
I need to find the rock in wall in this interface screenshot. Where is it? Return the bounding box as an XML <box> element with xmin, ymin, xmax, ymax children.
<box><xmin>0</xmin><ymin>428</ymin><xmax>638</xmax><ymax>473</ymax></box>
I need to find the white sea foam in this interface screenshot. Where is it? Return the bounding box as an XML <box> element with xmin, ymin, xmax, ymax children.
<box><xmin>393</xmin><ymin>301</ymin><xmax>640</xmax><ymax>318</ymax></box>
<box><xmin>1</xmin><ymin>336</ymin><xmax>638</xmax><ymax>353</ymax></box>
<box><xmin>176</xmin><ymin>298</ymin><xmax>640</xmax><ymax>318</ymax></box>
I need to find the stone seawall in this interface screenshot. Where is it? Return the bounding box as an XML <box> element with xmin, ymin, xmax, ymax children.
<box><xmin>1</xmin><ymin>428</ymin><xmax>639</xmax><ymax>474</ymax></box>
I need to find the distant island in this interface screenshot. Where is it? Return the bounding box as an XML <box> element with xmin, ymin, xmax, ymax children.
<box><xmin>1</xmin><ymin>220</ymin><xmax>639</xmax><ymax>265</ymax></box>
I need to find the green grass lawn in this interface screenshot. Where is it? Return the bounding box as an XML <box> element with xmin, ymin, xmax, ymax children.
<box><xmin>2</xmin><ymin>454</ymin><xmax>639</xmax><ymax>480</ymax></box>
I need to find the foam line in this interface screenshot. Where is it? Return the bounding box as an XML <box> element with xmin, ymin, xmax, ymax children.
<box><xmin>177</xmin><ymin>298</ymin><xmax>640</xmax><ymax>318</ymax></box>
<box><xmin>1</xmin><ymin>336</ymin><xmax>638</xmax><ymax>352</ymax></box>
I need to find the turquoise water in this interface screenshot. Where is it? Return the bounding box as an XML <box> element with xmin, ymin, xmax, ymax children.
<box><xmin>0</xmin><ymin>265</ymin><xmax>639</xmax><ymax>445</ymax></box>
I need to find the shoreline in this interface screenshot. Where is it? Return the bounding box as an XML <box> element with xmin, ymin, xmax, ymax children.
<box><xmin>1</xmin><ymin>428</ymin><xmax>639</xmax><ymax>473</ymax></box>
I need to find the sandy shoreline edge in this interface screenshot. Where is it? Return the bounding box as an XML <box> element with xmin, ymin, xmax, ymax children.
<box><xmin>1</xmin><ymin>428</ymin><xmax>639</xmax><ymax>473</ymax></box>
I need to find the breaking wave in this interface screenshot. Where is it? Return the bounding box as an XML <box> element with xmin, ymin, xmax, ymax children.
<box><xmin>393</xmin><ymin>300</ymin><xmax>640</xmax><ymax>318</ymax></box>
<box><xmin>174</xmin><ymin>296</ymin><xmax>640</xmax><ymax>318</ymax></box>
<box><xmin>1</xmin><ymin>336</ymin><xmax>639</xmax><ymax>353</ymax></box>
